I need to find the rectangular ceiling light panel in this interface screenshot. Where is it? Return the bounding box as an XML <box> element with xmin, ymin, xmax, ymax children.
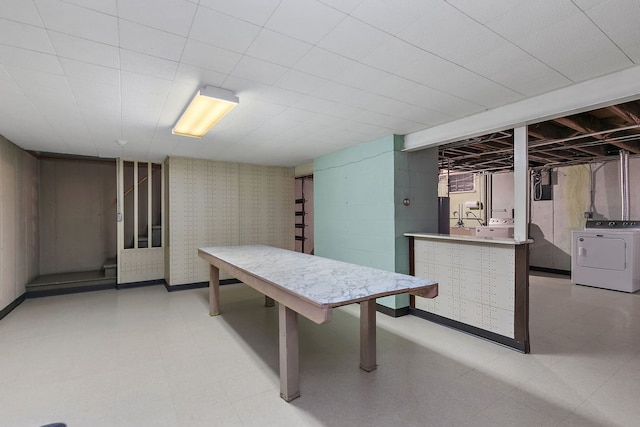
<box><xmin>172</xmin><ymin>86</ymin><xmax>239</xmax><ymax>138</ymax></box>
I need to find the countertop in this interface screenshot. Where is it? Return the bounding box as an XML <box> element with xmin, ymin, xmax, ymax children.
<box><xmin>405</xmin><ymin>232</ymin><xmax>533</xmax><ymax>245</ymax></box>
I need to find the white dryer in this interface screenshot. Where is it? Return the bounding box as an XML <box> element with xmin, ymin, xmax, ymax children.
<box><xmin>571</xmin><ymin>220</ymin><xmax>640</xmax><ymax>293</ymax></box>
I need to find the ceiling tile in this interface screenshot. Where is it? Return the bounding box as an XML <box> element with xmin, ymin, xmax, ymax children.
<box><xmin>180</xmin><ymin>39</ymin><xmax>241</xmax><ymax>74</ymax></box>
<box><xmin>49</xmin><ymin>31</ymin><xmax>119</xmax><ymax>68</ymax></box>
<box><xmin>0</xmin><ymin>44</ymin><xmax>63</xmax><ymax>74</ymax></box>
<box><xmin>446</xmin><ymin>0</ymin><xmax>528</xmax><ymax>24</ymax></box>
<box><xmin>293</xmin><ymin>47</ymin><xmax>357</xmax><ymax>80</ymax></box>
<box><xmin>309</xmin><ymin>81</ymin><xmax>361</xmax><ymax>103</ymax></box>
<box><xmin>34</xmin><ymin>0</ymin><xmax>118</xmax><ymax>45</ymax></box>
<box><xmin>274</xmin><ymin>70</ymin><xmax>326</xmax><ymax>94</ymax></box>
<box><xmin>399</xmin><ymin>3</ymin><xmax>510</xmax><ymax>66</ymax></box>
<box><xmin>258</xmin><ymin>87</ymin><xmax>306</xmax><ymax>107</ymax></box>
<box><xmin>173</xmin><ymin>63</ymin><xmax>227</xmax><ymax>87</ymax></box>
<box><xmin>485</xmin><ymin>0</ymin><xmax>578</xmax><ymax>42</ymax></box>
<box><xmin>220</xmin><ymin>75</ymin><xmax>271</xmax><ymax>101</ymax></box>
<box><xmin>120</xmin><ymin>50</ymin><xmax>178</xmax><ymax>81</ymax></box>
<box><xmin>70</xmin><ymin>81</ymin><xmax>120</xmax><ymax>114</ymax></box>
<box><xmin>371</xmin><ymin>73</ymin><xmax>482</xmax><ymax>117</ymax></box>
<box><xmin>118</xmin><ymin>0</ymin><xmax>196</xmax><ymax>36</ymax></box>
<box><xmin>63</xmin><ymin>0</ymin><xmax>117</xmax><ymax>15</ymax></box>
<box><xmin>317</xmin><ymin>0</ymin><xmax>363</xmax><ymax>13</ymax></box>
<box><xmin>515</xmin><ymin>13</ymin><xmax>632</xmax><ymax>81</ymax></box>
<box><xmin>334</xmin><ymin>63</ymin><xmax>391</xmax><ymax>90</ymax></box>
<box><xmin>59</xmin><ymin>58</ymin><xmax>119</xmax><ymax>86</ymax></box>
<box><xmin>317</xmin><ymin>16</ymin><xmax>391</xmax><ymax>60</ymax></box>
<box><xmin>190</xmin><ymin>6</ymin><xmax>261</xmax><ymax>53</ymax></box>
<box><xmin>350</xmin><ymin>0</ymin><xmax>436</xmax><ymax>35</ymax></box>
<box><xmin>360</xmin><ymin>37</ymin><xmax>430</xmax><ymax>74</ymax></box>
<box><xmin>231</xmin><ymin>56</ymin><xmax>288</xmax><ymax>85</ymax></box>
<box><xmin>265</xmin><ymin>0</ymin><xmax>345</xmax><ymax>44</ymax></box>
<box><xmin>401</xmin><ymin>57</ymin><xmax>522</xmax><ymax>108</ymax></box>
<box><xmin>245</xmin><ymin>29</ymin><xmax>312</xmax><ymax>68</ymax></box>
<box><xmin>0</xmin><ymin>18</ymin><xmax>54</xmax><ymax>54</ymax></box>
<box><xmin>121</xmin><ymin>73</ymin><xmax>172</xmax><ymax>125</ymax></box>
<box><xmin>579</xmin><ymin>0</ymin><xmax>640</xmax><ymax>63</ymax></box>
<box><xmin>464</xmin><ymin>43</ymin><xmax>571</xmax><ymax>96</ymax></box>
<box><xmin>0</xmin><ymin>0</ymin><xmax>41</xmax><ymax>25</ymax></box>
<box><xmin>0</xmin><ymin>66</ymin><xmax>14</xmax><ymax>81</ymax></box>
<box><xmin>322</xmin><ymin>102</ymin><xmax>363</xmax><ymax>120</ymax></box>
<box><xmin>9</xmin><ymin>69</ymin><xmax>75</xmax><ymax>105</ymax></box>
<box><xmin>157</xmin><ymin>81</ymin><xmax>197</xmax><ymax>128</ymax></box>
<box><xmin>294</xmin><ymin>96</ymin><xmax>339</xmax><ymax>114</ymax></box>
<box><xmin>118</xmin><ymin>20</ymin><xmax>186</xmax><ymax>61</ymax></box>
<box><xmin>276</xmin><ymin>108</ymin><xmax>318</xmax><ymax>123</ymax></box>
<box><xmin>198</xmin><ymin>0</ymin><xmax>281</xmax><ymax>26</ymax></box>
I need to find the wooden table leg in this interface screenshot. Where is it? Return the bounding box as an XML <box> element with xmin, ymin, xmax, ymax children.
<box><xmin>360</xmin><ymin>299</ymin><xmax>377</xmax><ymax>372</ymax></box>
<box><xmin>264</xmin><ymin>296</ymin><xmax>275</xmax><ymax>307</ymax></box>
<box><xmin>209</xmin><ymin>265</ymin><xmax>220</xmax><ymax>316</ymax></box>
<box><xmin>279</xmin><ymin>304</ymin><xmax>300</xmax><ymax>402</ymax></box>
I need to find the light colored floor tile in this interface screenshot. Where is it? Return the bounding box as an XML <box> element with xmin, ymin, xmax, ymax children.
<box><xmin>1</xmin><ymin>275</ymin><xmax>640</xmax><ymax>426</ymax></box>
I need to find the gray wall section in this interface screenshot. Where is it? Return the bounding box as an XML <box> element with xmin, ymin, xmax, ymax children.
<box><xmin>0</xmin><ymin>135</ymin><xmax>39</xmax><ymax>312</ymax></box>
<box><xmin>495</xmin><ymin>158</ymin><xmax>640</xmax><ymax>271</ymax></box>
<box><xmin>394</xmin><ymin>145</ymin><xmax>439</xmax><ymax>275</ymax></box>
<box><xmin>39</xmin><ymin>159</ymin><xmax>117</xmax><ymax>274</ymax></box>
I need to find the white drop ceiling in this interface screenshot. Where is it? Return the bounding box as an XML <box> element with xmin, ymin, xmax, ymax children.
<box><xmin>0</xmin><ymin>0</ymin><xmax>639</xmax><ymax>166</ymax></box>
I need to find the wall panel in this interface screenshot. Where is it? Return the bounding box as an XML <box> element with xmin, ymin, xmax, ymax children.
<box><xmin>166</xmin><ymin>157</ymin><xmax>294</xmax><ymax>286</ymax></box>
<box><xmin>0</xmin><ymin>136</ymin><xmax>39</xmax><ymax>312</ymax></box>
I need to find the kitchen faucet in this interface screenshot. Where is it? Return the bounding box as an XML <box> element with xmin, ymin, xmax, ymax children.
<box><xmin>465</xmin><ymin>211</ymin><xmax>484</xmax><ymax>226</ymax></box>
<box><xmin>452</xmin><ymin>211</ymin><xmax>465</xmax><ymax>227</ymax></box>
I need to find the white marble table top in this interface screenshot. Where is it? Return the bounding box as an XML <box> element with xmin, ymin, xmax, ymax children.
<box><xmin>198</xmin><ymin>245</ymin><xmax>437</xmax><ymax>306</ymax></box>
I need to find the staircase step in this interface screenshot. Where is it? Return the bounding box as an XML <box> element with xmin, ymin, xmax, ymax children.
<box><xmin>26</xmin><ymin>270</ymin><xmax>116</xmax><ymax>298</ymax></box>
<box><xmin>103</xmin><ymin>258</ymin><xmax>117</xmax><ymax>278</ymax></box>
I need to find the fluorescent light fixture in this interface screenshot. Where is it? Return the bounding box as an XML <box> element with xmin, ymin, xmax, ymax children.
<box><xmin>172</xmin><ymin>86</ymin><xmax>238</xmax><ymax>138</ymax></box>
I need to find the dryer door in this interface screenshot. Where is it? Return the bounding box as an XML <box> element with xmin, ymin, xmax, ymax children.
<box><xmin>576</xmin><ymin>236</ymin><xmax>626</xmax><ymax>270</ymax></box>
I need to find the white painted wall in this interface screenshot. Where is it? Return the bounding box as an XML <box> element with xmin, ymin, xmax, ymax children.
<box><xmin>491</xmin><ymin>172</ymin><xmax>514</xmax><ymax>219</ymax></box>
<box><xmin>0</xmin><ymin>136</ymin><xmax>38</xmax><ymax>312</ymax></box>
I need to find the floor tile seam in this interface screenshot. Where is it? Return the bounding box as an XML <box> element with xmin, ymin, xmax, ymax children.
<box><xmin>589</xmin><ymin>354</ymin><xmax>639</xmax><ymax>395</ymax></box>
<box><xmin>570</xmin><ymin>337</ymin><xmax>639</xmax><ymax>368</ymax></box>
<box><xmin>462</xmin><ymin>365</ymin><xmax>531</xmax><ymax>393</ymax></box>
<box><xmin>510</xmin><ymin>380</ymin><xmax>590</xmax><ymax>416</ymax></box>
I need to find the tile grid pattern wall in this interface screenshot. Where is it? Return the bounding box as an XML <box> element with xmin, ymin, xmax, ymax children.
<box><xmin>0</xmin><ymin>136</ymin><xmax>38</xmax><ymax>311</ymax></box>
<box><xmin>167</xmin><ymin>157</ymin><xmax>293</xmax><ymax>286</ymax></box>
<box><xmin>413</xmin><ymin>238</ymin><xmax>515</xmax><ymax>338</ymax></box>
<box><xmin>119</xmin><ymin>248</ymin><xmax>164</xmax><ymax>283</ymax></box>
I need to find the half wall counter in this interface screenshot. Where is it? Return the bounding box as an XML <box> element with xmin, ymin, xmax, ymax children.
<box><xmin>405</xmin><ymin>232</ymin><xmax>532</xmax><ymax>352</ymax></box>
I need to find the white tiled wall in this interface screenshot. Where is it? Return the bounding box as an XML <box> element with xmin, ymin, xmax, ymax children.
<box><xmin>413</xmin><ymin>238</ymin><xmax>516</xmax><ymax>338</ymax></box>
<box><xmin>119</xmin><ymin>248</ymin><xmax>164</xmax><ymax>283</ymax></box>
<box><xmin>166</xmin><ymin>157</ymin><xmax>294</xmax><ymax>286</ymax></box>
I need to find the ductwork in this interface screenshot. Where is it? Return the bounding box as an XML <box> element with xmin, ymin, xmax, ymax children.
<box><xmin>620</xmin><ymin>149</ymin><xmax>630</xmax><ymax>221</ymax></box>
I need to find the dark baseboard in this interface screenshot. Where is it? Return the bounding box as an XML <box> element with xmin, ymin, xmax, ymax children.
<box><xmin>117</xmin><ymin>279</ymin><xmax>165</xmax><ymax>290</ymax></box>
<box><xmin>410</xmin><ymin>308</ymin><xmax>527</xmax><ymax>353</ymax></box>
<box><xmin>26</xmin><ymin>283</ymin><xmax>115</xmax><ymax>298</ymax></box>
<box><xmin>376</xmin><ymin>304</ymin><xmax>410</xmax><ymax>318</ymax></box>
<box><xmin>530</xmin><ymin>266</ymin><xmax>571</xmax><ymax>276</ymax></box>
<box><xmin>0</xmin><ymin>293</ymin><xmax>26</xmax><ymax>321</ymax></box>
<box><xmin>165</xmin><ymin>279</ymin><xmax>241</xmax><ymax>292</ymax></box>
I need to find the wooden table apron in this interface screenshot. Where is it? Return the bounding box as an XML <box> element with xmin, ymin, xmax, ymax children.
<box><xmin>197</xmin><ymin>247</ymin><xmax>438</xmax><ymax>402</ymax></box>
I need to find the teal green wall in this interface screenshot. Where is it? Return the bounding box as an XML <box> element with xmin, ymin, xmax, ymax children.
<box><xmin>314</xmin><ymin>135</ymin><xmax>438</xmax><ymax>310</ymax></box>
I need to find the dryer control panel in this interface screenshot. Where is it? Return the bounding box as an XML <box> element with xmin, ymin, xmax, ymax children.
<box><xmin>585</xmin><ymin>219</ymin><xmax>640</xmax><ymax>229</ymax></box>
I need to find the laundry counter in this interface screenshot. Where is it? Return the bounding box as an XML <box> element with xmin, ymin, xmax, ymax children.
<box><xmin>405</xmin><ymin>232</ymin><xmax>532</xmax><ymax>352</ymax></box>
